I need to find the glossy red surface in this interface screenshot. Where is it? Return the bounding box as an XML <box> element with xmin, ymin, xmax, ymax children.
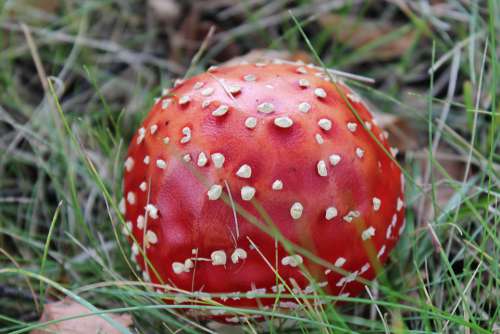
<box><xmin>122</xmin><ymin>63</ymin><xmax>405</xmax><ymax>322</ymax></box>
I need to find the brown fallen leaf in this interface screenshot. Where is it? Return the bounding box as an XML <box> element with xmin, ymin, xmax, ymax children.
<box><xmin>319</xmin><ymin>14</ymin><xmax>417</xmax><ymax>61</ymax></box>
<box><xmin>31</xmin><ymin>298</ymin><xmax>133</xmax><ymax>334</ymax></box>
<box><xmin>371</xmin><ymin>109</ymin><xmax>418</xmax><ymax>153</ymax></box>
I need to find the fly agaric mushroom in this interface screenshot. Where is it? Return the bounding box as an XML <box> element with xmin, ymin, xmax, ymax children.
<box><xmin>122</xmin><ymin>61</ymin><xmax>405</xmax><ymax>322</ymax></box>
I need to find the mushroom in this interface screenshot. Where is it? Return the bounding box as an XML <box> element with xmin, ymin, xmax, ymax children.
<box><xmin>122</xmin><ymin>62</ymin><xmax>405</xmax><ymax>322</ymax></box>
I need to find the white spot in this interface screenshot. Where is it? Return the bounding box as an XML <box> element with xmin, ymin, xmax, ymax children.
<box><xmin>201</xmin><ymin>87</ymin><xmax>214</xmax><ymax>96</ymax></box>
<box><xmin>386</xmin><ymin>224</ymin><xmax>393</xmax><ymax>239</ymax></box>
<box><xmin>318</xmin><ymin>281</ymin><xmax>328</xmax><ymax>288</ymax></box>
<box><xmin>126</xmin><ymin>192</ymin><xmax>136</xmax><ymax>205</ymax></box>
<box><xmin>211</xmin><ymin>153</ymin><xmax>225</xmax><ymax>168</ymax></box>
<box><xmin>124</xmin><ymin>157</ymin><xmax>134</xmax><ymax>172</ymax></box>
<box><xmin>207</xmin><ymin>184</ymin><xmax>222</xmax><ymax>200</ymax></box>
<box><xmin>373</xmin><ymin>197</ymin><xmax>381</xmax><ymax>211</ymax></box>
<box><xmin>255</xmin><ymin>62</ymin><xmax>267</xmax><ymax>67</ymax></box>
<box><xmin>325</xmin><ymin>207</ymin><xmax>338</xmax><ymax>220</ymax></box>
<box><xmin>274</xmin><ymin>116</ymin><xmax>294</xmax><ymax>128</ymax></box>
<box><xmin>361</xmin><ymin>226</ymin><xmax>376</xmax><ymax>240</ymax></box>
<box><xmin>296</xmin><ymin>66</ymin><xmax>307</xmax><ymax>74</ymax></box>
<box><xmin>143</xmin><ymin>155</ymin><xmax>150</xmax><ymax>165</ymax></box>
<box><xmin>281</xmin><ymin>254</ymin><xmax>303</xmax><ymax>267</ymax></box>
<box><xmin>241</xmin><ymin>186</ymin><xmax>256</xmax><ymax>201</ymax></box>
<box><xmin>318</xmin><ymin>118</ymin><xmax>332</xmax><ymax>131</ymax></box>
<box><xmin>314</xmin><ymin>88</ymin><xmax>327</xmax><ymax>98</ymax></box>
<box><xmin>347</xmin><ymin>122</ymin><xmax>358</xmax><ymax>132</ymax></box>
<box><xmin>317</xmin><ymin>160</ymin><xmax>328</xmax><ymax>177</ymax></box>
<box><xmin>197</xmin><ymin>152</ymin><xmax>208</xmax><ymax>167</ymax></box>
<box><xmin>360</xmin><ymin>263</ymin><xmax>370</xmax><ymax>274</ymax></box>
<box><xmin>245</xmin><ymin>117</ymin><xmax>257</xmax><ymax>129</ymax></box>
<box><xmin>315</xmin><ymin>133</ymin><xmax>324</xmax><ymax>144</ymax></box>
<box><xmin>122</xmin><ymin>221</ymin><xmax>133</xmax><ymax>236</ymax></box>
<box><xmin>243</xmin><ymin>74</ymin><xmax>256</xmax><ymax>82</ymax></box>
<box><xmin>334</xmin><ymin>257</ymin><xmax>346</xmax><ymax>267</ymax></box>
<box><xmin>207</xmin><ymin>65</ymin><xmax>218</xmax><ymax>72</ymax></box>
<box><xmin>136</xmin><ymin>215</ymin><xmax>145</xmax><ymax>229</ymax></box>
<box><xmin>184</xmin><ymin>259</ymin><xmax>194</xmax><ymax>271</ymax></box>
<box><xmin>257</xmin><ymin>102</ymin><xmax>274</xmax><ymax>114</ymax></box>
<box><xmin>182</xmin><ymin>154</ymin><xmax>191</xmax><ymax>162</ymax></box>
<box><xmin>161</xmin><ymin>98</ymin><xmax>171</xmax><ymax>110</ymax></box>
<box><xmin>211</xmin><ymin>250</ymin><xmax>227</xmax><ymax>266</ymax></box>
<box><xmin>272</xmin><ymin>179</ymin><xmax>283</xmax><ymax>190</ymax></box>
<box><xmin>298</xmin><ymin>102</ymin><xmax>311</xmax><ymax>113</ymax></box>
<box><xmin>119</xmin><ymin>198</ymin><xmax>126</xmax><ymax>214</ymax></box>
<box><xmin>227</xmin><ymin>84</ymin><xmax>241</xmax><ymax>94</ymax></box>
<box><xmin>145</xmin><ymin>204</ymin><xmax>159</xmax><ymax>219</ymax></box>
<box><xmin>202</xmin><ymin>100</ymin><xmax>211</xmax><ymax>109</ymax></box>
<box><xmin>377</xmin><ymin>245</ymin><xmax>386</xmax><ymax>258</ymax></box>
<box><xmin>173</xmin><ymin>78</ymin><xmax>184</xmax><ymax>87</ymax></box>
<box><xmin>131</xmin><ymin>242</ymin><xmax>139</xmax><ymax>256</ymax></box>
<box><xmin>172</xmin><ymin>262</ymin><xmax>185</xmax><ymax>274</ymax></box>
<box><xmin>212</xmin><ymin>104</ymin><xmax>229</xmax><ymax>117</ymax></box>
<box><xmin>298</xmin><ymin>78</ymin><xmax>310</xmax><ymax>87</ymax></box>
<box><xmin>397</xmin><ymin>197</ymin><xmax>404</xmax><ymax>211</ymax></box>
<box><xmin>329</xmin><ymin>154</ymin><xmax>341</xmax><ymax>166</ymax></box>
<box><xmin>271</xmin><ymin>284</ymin><xmax>285</xmax><ymax>293</ymax></box>
<box><xmin>146</xmin><ymin>230</ymin><xmax>158</xmax><ymax>244</ymax></box>
<box><xmin>156</xmin><ymin>159</ymin><xmax>167</xmax><ymax>169</ymax></box>
<box><xmin>365</xmin><ymin>121</ymin><xmax>372</xmax><ymax>130</ymax></box>
<box><xmin>193</xmin><ymin>81</ymin><xmax>204</xmax><ymax>90</ymax></box>
<box><xmin>246</xmin><ymin>287</ymin><xmax>266</xmax><ymax>299</ymax></box>
<box><xmin>137</xmin><ymin>127</ymin><xmax>146</xmax><ymax>144</ymax></box>
<box><xmin>180</xmin><ymin>126</ymin><xmax>191</xmax><ymax>144</ymax></box>
<box><xmin>390</xmin><ymin>147</ymin><xmax>399</xmax><ymax>157</ymax></box>
<box><xmin>347</xmin><ymin>93</ymin><xmax>361</xmax><ymax>103</ymax></box>
<box><xmin>150</xmin><ymin>124</ymin><xmax>158</xmax><ymax>134</ymax></box>
<box><xmin>356</xmin><ymin>147</ymin><xmax>365</xmax><ymax>158</ymax></box>
<box><xmin>139</xmin><ymin>182</ymin><xmax>147</xmax><ymax>192</ymax></box>
<box><xmin>279</xmin><ymin>301</ymin><xmax>300</xmax><ymax>309</ymax></box>
<box><xmin>236</xmin><ymin>164</ymin><xmax>252</xmax><ymax>178</ymax></box>
<box><xmin>290</xmin><ymin>202</ymin><xmax>303</xmax><ymax>219</ymax></box>
<box><xmin>179</xmin><ymin>95</ymin><xmax>191</xmax><ymax>105</ymax></box>
<box><xmin>162</xmin><ymin>137</ymin><xmax>170</xmax><ymax>145</ymax></box>
<box><xmin>391</xmin><ymin>213</ymin><xmax>397</xmax><ymax>226</ymax></box>
<box><xmin>231</xmin><ymin>248</ymin><xmax>248</xmax><ymax>264</ymax></box>
<box><xmin>343</xmin><ymin>210</ymin><xmax>360</xmax><ymax>223</ymax></box>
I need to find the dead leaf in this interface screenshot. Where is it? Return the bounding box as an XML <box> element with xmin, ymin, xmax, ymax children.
<box><xmin>371</xmin><ymin>110</ymin><xmax>417</xmax><ymax>152</ymax></box>
<box><xmin>31</xmin><ymin>298</ymin><xmax>133</xmax><ymax>334</ymax></box>
<box><xmin>319</xmin><ymin>14</ymin><xmax>417</xmax><ymax>61</ymax></box>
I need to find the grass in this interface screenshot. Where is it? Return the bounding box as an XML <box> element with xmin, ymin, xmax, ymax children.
<box><xmin>0</xmin><ymin>0</ymin><xmax>499</xmax><ymax>333</ymax></box>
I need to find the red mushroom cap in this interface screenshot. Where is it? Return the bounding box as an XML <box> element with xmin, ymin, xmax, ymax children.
<box><xmin>122</xmin><ymin>62</ymin><xmax>405</xmax><ymax>322</ymax></box>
